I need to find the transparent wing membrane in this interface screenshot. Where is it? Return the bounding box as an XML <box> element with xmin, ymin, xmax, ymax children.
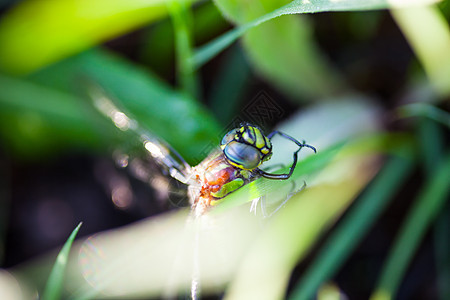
<box><xmin>87</xmin><ymin>83</ymin><xmax>194</xmax><ymax>186</ymax></box>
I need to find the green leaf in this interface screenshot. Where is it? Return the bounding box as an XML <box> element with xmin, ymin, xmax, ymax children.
<box><xmin>417</xmin><ymin>118</ymin><xmax>448</xmax><ymax>300</ymax></box>
<box><xmin>240</xmin><ymin>14</ymin><xmax>346</xmax><ymax>100</ymax></box>
<box><xmin>0</xmin><ymin>73</ymin><xmax>114</xmax><ymax>157</ymax></box>
<box><xmin>0</xmin><ymin>0</ymin><xmax>195</xmax><ymax>74</ymax></box>
<box><xmin>419</xmin><ymin>118</ymin><xmax>449</xmax><ymax>300</ymax></box>
<box><xmin>397</xmin><ymin>103</ymin><xmax>450</xmax><ymax>128</ymax></box>
<box><xmin>213</xmin><ymin>131</ymin><xmax>413</xmax><ymax>212</ymax></box>
<box><xmin>168</xmin><ymin>0</ymin><xmax>200</xmax><ymax>98</ymax></box>
<box><xmin>214</xmin><ymin>0</ymin><xmax>441</xmax><ymax>23</ymax></box>
<box><xmin>209</xmin><ymin>0</ymin><xmax>346</xmax><ymax>99</ymax></box>
<box><xmin>371</xmin><ymin>151</ymin><xmax>450</xmax><ymax>300</ymax></box>
<box><xmin>139</xmin><ymin>2</ymin><xmax>229</xmax><ymax>78</ymax></box>
<box><xmin>0</xmin><ymin>48</ymin><xmax>221</xmax><ymax>160</ymax></box>
<box><xmin>212</xmin><ymin>141</ymin><xmax>342</xmax><ymax>213</ymax></box>
<box><xmin>223</xmin><ymin>148</ymin><xmax>382</xmax><ymax>300</ymax></box>
<box><xmin>28</xmin><ymin>48</ymin><xmax>221</xmax><ymax>163</ymax></box>
<box><xmin>391</xmin><ymin>5</ymin><xmax>450</xmax><ymax>97</ymax></box>
<box><xmin>289</xmin><ymin>154</ymin><xmax>414</xmax><ymax>300</ymax></box>
<box><xmin>43</xmin><ymin>222</ymin><xmax>82</xmax><ymax>300</ymax></box>
<box><xmin>208</xmin><ymin>46</ymin><xmax>251</xmax><ymax>125</ymax></box>
<box><xmin>194</xmin><ymin>0</ymin><xmax>440</xmax><ymax>99</ymax></box>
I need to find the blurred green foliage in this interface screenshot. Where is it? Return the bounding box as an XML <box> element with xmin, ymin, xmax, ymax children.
<box><xmin>0</xmin><ymin>0</ymin><xmax>193</xmax><ymax>74</ymax></box>
<box><xmin>0</xmin><ymin>0</ymin><xmax>448</xmax><ymax>299</ymax></box>
<box><xmin>214</xmin><ymin>0</ymin><xmax>346</xmax><ymax>99</ymax></box>
<box><xmin>27</xmin><ymin>48</ymin><xmax>222</xmax><ymax>162</ymax></box>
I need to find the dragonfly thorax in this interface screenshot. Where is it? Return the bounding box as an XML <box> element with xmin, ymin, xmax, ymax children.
<box><xmin>188</xmin><ymin>150</ymin><xmax>258</xmax><ymax>215</ymax></box>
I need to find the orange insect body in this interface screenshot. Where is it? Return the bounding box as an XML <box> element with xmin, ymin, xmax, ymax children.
<box><xmin>189</xmin><ymin>151</ymin><xmax>255</xmax><ymax>216</ymax></box>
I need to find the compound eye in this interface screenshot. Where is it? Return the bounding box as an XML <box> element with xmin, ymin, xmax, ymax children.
<box><xmin>224</xmin><ymin>141</ymin><xmax>261</xmax><ymax>170</ymax></box>
<box><xmin>220</xmin><ymin>128</ymin><xmax>239</xmax><ymax>147</ymax></box>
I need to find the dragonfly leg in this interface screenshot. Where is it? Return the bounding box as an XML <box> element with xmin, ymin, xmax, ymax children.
<box><xmin>258</xmin><ymin>131</ymin><xmax>316</xmax><ymax>180</ymax></box>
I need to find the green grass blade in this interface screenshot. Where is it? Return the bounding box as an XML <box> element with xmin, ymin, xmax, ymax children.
<box><xmin>371</xmin><ymin>151</ymin><xmax>450</xmax><ymax>300</ymax></box>
<box><xmin>418</xmin><ymin>118</ymin><xmax>449</xmax><ymax>300</ymax></box>
<box><xmin>397</xmin><ymin>103</ymin><xmax>450</xmax><ymax>128</ymax></box>
<box><xmin>192</xmin><ymin>21</ymin><xmax>252</xmax><ymax>68</ymax></box>
<box><xmin>27</xmin><ymin>49</ymin><xmax>221</xmax><ymax>162</ymax></box>
<box><xmin>223</xmin><ymin>142</ymin><xmax>390</xmax><ymax>299</ymax></box>
<box><xmin>289</xmin><ymin>153</ymin><xmax>414</xmax><ymax>300</ymax></box>
<box><xmin>214</xmin><ymin>133</ymin><xmax>413</xmax><ymax>214</ymax></box>
<box><xmin>208</xmin><ymin>46</ymin><xmax>250</xmax><ymax>125</ymax></box>
<box><xmin>212</xmin><ymin>142</ymin><xmax>342</xmax><ymax>213</ymax></box>
<box><xmin>391</xmin><ymin>5</ymin><xmax>450</xmax><ymax>96</ymax></box>
<box><xmin>0</xmin><ymin>73</ymin><xmax>115</xmax><ymax>157</ymax></box>
<box><xmin>434</xmin><ymin>206</ymin><xmax>450</xmax><ymax>300</ymax></box>
<box><xmin>193</xmin><ymin>0</ymin><xmax>440</xmax><ymax>68</ymax></box>
<box><xmin>168</xmin><ymin>0</ymin><xmax>199</xmax><ymax>98</ymax></box>
<box><xmin>418</xmin><ymin>118</ymin><xmax>445</xmax><ymax>176</ymax></box>
<box><xmin>42</xmin><ymin>222</ymin><xmax>83</xmax><ymax>300</ymax></box>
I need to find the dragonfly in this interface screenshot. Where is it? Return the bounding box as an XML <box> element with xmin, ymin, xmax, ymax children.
<box><xmin>85</xmin><ymin>83</ymin><xmax>317</xmax><ymax>299</ymax></box>
<box><xmin>89</xmin><ymin>84</ymin><xmax>316</xmax><ymax>217</ymax></box>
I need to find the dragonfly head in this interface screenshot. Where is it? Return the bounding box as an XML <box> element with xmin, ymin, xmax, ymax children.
<box><xmin>220</xmin><ymin>124</ymin><xmax>273</xmax><ymax>170</ymax></box>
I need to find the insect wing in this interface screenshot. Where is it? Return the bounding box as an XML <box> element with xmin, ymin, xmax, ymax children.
<box><xmin>87</xmin><ymin>82</ymin><xmax>194</xmax><ymax>186</ymax></box>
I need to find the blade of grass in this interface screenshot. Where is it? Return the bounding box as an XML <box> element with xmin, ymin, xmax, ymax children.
<box><xmin>27</xmin><ymin>49</ymin><xmax>221</xmax><ymax>162</ymax></box>
<box><xmin>434</xmin><ymin>205</ymin><xmax>450</xmax><ymax>300</ymax></box>
<box><xmin>240</xmin><ymin>13</ymin><xmax>345</xmax><ymax>99</ymax></box>
<box><xmin>391</xmin><ymin>5</ymin><xmax>450</xmax><ymax>96</ymax></box>
<box><xmin>193</xmin><ymin>0</ymin><xmax>440</xmax><ymax>68</ymax></box>
<box><xmin>211</xmin><ymin>141</ymin><xmax>343</xmax><ymax>213</ymax></box>
<box><xmin>42</xmin><ymin>222</ymin><xmax>83</xmax><ymax>300</ymax></box>
<box><xmin>208</xmin><ymin>45</ymin><xmax>250</xmax><ymax>125</ymax></box>
<box><xmin>397</xmin><ymin>103</ymin><xmax>450</xmax><ymax>128</ymax></box>
<box><xmin>224</xmin><ymin>150</ymin><xmax>381</xmax><ymax>299</ymax></box>
<box><xmin>289</xmin><ymin>152</ymin><xmax>414</xmax><ymax>300</ymax></box>
<box><xmin>418</xmin><ymin>118</ymin><xmax>445</xmax><ymax>176</ymax></box>
<box><xmin>370</xmin><ymin>151</ymin><xmax>450</xmax><ymax>300</ymax></box>
<box><xmin>418</xmin><ymin>118</ymin><xmax>447</xmax><ymax>300</ymax></box>
<box><xmin>214</xmin><ymin>133</ymin><xmax>413</xmax><ymax>214</ymax></box>
<box><xmin>402</xmin><ymin>105</ymin><xmax>447</xmax><ymax>299</ymax></box>
<box><xmin>168</xmin><ymin>0</ymin><xmax>200</xmax><ymax>99</ymax></box>
<box><xmin>0</xmin><ymin>73</ymin><xmax>115</xmax><ymax>157</ymax></box>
